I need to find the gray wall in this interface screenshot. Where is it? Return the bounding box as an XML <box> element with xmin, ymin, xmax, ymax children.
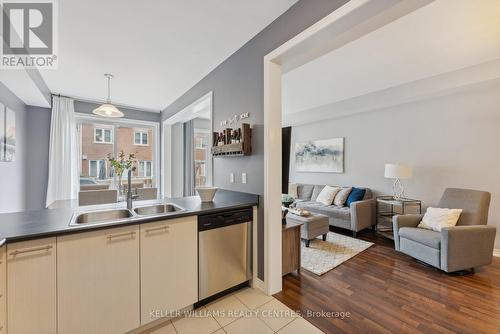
<box><xmin>290</xmin><ymin>80</ymin><xmax>500</xmax><ymax>248</ymax></box>
<box><xmin>0</xmin><ymin>82</ymin><xmax>28</xmax><ymax>213</ymax></box>
<box><xmin>161</xmin><ymin>0</ymin><xmax>349</xmax><ymax>280</ymax></box>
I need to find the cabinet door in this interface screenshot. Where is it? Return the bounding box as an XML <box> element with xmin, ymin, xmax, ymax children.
<box><xmin>7</xmin><ymin>237</ymin><xmax>57</xmax><ymax>334</ymax></box>
<box><xmin>0</xmin><ymin>246</ymin><xmax>6</xmax><ymax>333</ymax></box>
<box><xmin>57</xmin><ymin>225</ymin><xmax>140</xmax><ymax>334</ymax></box>
<box><xmin>140</xmin><ymin>216</ymin><xmax>197</xmax><ymax>325</ymax></box>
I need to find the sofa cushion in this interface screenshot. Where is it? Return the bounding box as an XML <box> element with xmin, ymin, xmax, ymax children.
<box><xmin>346</xmin><ymin>187</ymin><xmax>366</xmax><ymax>207</ymax></box>
<box><xmin>311</xmin><ymin>185</ymin><xmax>325</xmax><ymax>201</ymax></box>
<box><xmin>288</xmin><ymin>183</ymin><xmax>298</xmax><ymax>198</ymax></box>
<box><xmin>297</xmin><ymin>184</ymin><xmax>314</xmax><ymax>200</ymax></box>
<box><xmin>399</xmin><ymin>227</ymin><xmax>441</xmax><ymax>249</ymax></box>
<box><xmin>295</xmin><ymin>201</ymin><xmax>351</xmax><ymax>220</ymax></box>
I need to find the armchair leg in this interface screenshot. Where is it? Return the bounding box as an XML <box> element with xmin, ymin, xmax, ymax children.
<box><xmin>352</xmin><ymin>231</ymin><xmax>357</xmax><ymax>238</ymax></box>
<box><xmin>449</xmin><ymin>268</ymin><xmax>475</xmax><ymax>276</ymax></box>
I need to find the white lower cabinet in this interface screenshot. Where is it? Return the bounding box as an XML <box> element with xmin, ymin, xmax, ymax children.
<box><xmin>140</xmin><ymin>216</ymin><xmax>198</xmax><ymax>325</ymax></box>
<box><xmin>6</xmin><ymin>238</ymin><xmax>57</xmax><ymax>334</ymax></box>
<box><xmin>57</xmin><ymin>224</ymin><xmax>140</xmax><ymax>334</ymax></box>
<box><xmin>0</xmin><ymin>245</ymin><xmax>6</xmax><ymax>333</ymax></box>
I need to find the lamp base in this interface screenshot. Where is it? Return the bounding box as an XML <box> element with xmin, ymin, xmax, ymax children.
<box><xmin>392</xmin><ymin>178</ymin><xmax>405</xmax><ymax>200</ymax></box>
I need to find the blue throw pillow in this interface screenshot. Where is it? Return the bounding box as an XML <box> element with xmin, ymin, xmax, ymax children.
<box><xmin>346</xmin><ymin>187</ymin><xmax>366</xmax><ymax>207</ymax></box>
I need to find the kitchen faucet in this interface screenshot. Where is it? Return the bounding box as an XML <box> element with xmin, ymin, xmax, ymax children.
<box><xmin>126</xmin><ymin>170</ymin><xmax>139</xmax><ymax>210</ymax></box>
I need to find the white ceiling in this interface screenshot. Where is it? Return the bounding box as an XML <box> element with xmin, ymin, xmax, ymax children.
<box><xmin>34</xmin><ymin>0</ymin><xmax>297</xmax><ymax>111</ymax></box>
<box><xmin>282</xmin><ymin>0</ymin><xmax>500</xmax><ymax>124</ymax></box>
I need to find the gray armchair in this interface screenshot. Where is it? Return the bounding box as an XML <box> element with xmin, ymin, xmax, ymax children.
<box><xmin>393</xmin><ymin>188</ymin><xmax>496</xmax><ymax>273</ymax></box>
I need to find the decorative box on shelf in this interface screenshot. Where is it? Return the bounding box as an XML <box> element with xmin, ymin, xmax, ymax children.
<box><xmin>211</xmin><ymin>123</ymin><xmax>252</xmax><ymax>157</ymax></box>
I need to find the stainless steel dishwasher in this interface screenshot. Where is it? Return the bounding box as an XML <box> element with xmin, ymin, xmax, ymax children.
<box><xmin>198</xmin><ymin>208</ymin><xmax>252</xmax><ymax>302</ymax></box>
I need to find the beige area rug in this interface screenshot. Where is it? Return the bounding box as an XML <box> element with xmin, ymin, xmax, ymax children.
<box><xmin>301</xmin><ymin>232</ymin><xmax>374</xmax><ymax>275</ymax></box>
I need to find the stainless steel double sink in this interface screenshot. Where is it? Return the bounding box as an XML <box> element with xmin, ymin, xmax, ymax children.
<box><xmin>70</xmin><ymin>204</ymin><xmax>185</xmax><ymax>227</ymax></box>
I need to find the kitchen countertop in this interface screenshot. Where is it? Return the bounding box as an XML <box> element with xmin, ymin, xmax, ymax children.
<box><xmin>0</xmin><ymin>189</ymin><xmax>259</xmax><ymax>243</ymax></box>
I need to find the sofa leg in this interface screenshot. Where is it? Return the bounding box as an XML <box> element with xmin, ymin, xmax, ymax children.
<box><xmin>352</xmin><ymin>231</ymin><xmax>357</xmax><ymax>238</ymax></box>
<box><xmin>305</xmin><ymin>240</ymin><xmax>310</xmax><ymax>247</ymax></box>
<box><xmin>322</xmin><ymin>234</ymin><xmax>327</xmax><ymax>241</ymax></box>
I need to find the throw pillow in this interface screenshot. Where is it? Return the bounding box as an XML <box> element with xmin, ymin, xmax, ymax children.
<box><xmin>333</xmin><ymin>187</ymin><xmax>352</xmax><ymax>207</ymax></box>
<box><xmin>418</xmin><ymin>207</ymin><xmax>463</xmax><ymax>232</ymax></box>
<box><xmin>346</xmin><ymin>187</ymin><xmax>366</xmax><ymax>207</ymax></box>
<box><xmin>288</xmin><ymin>183</ymin><xmax>298</xmax><ymax>199</ymax></box>
<box><xmin>316</xmin><ymin>186</ymin><xmax>341</xmax><ymax>206</ymax></box>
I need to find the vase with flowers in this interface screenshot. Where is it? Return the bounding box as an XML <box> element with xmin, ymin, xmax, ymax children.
<box><xmin>108</xmin><ymin>151</ymin><xmax>137</xmax><ymax>197</ymax></box>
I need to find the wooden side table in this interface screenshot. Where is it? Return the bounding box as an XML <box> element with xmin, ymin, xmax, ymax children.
<box><xmin>282</xmin><ymin>221</ymin><xmax>303</xmax><ymax>276</ymax></box>
<box><xmin>376</xmin><ymin>196</ymin><xmax>422</xmax><ymax>239</ymax></box>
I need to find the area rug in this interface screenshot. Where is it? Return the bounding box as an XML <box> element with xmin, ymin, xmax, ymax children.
<box><xmin>301</xmin><ymin>232</ymin><xmax>373</xmax><ymax>275</ymax></box>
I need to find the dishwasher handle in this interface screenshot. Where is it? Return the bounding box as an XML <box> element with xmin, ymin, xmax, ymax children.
<box><xmin>198</xmin><ymin>208</ymin><xmax>253</xmax><ymax>231</ymax></box>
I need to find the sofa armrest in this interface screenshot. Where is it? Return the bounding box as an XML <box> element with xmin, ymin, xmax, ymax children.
<box><xmin>350</xmin><ymin>199</ymin><xmax>376</xmax><ymax>232</ymax></box>
<box><xmin>441</xmin><ymin>225</ymin><xmax>496</xmax><ymax>272</ymax></box>
<box><xmin>392</xmin><ymin>214</ymin><xmax>423</xmax><ymax>250</ymax></box>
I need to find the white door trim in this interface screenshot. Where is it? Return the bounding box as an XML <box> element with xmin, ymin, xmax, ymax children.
<box><xmin>262</xmin><ymin>0</ymin><xmax>434</xmax><ymax>295</ymax></box>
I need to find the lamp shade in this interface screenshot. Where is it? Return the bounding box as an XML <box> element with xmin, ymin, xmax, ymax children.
<box><xmin>384</xmin><ymin>164</ymin><xmax>412</xmax><ymax>179</ymax></box>
<box><xmin>92</xmin><ymin>103</ymin><xmax>124</xmax><ymax>118</ymax></box>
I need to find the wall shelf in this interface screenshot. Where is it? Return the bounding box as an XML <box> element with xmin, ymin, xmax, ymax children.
<box><xmin>211</xmin><ymin>123</ymin><xmax>252</xmax><ymax>157</ymax></box>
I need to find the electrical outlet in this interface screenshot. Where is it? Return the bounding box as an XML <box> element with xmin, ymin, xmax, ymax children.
<box><xmin>242</xmin><ymin>173</ymin><xmax>247</xmax><ymax>184</ymax></box>
<box><xmin>230</xmin><ymin>173</ymin><xmax>235</xmax><ymax>183</ymax></box>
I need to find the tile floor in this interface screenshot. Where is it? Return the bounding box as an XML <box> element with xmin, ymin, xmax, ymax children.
<box><xmin>143</xmin><ymin>287</ymin><xmax>324</xmax><ymax>334</ymax></box>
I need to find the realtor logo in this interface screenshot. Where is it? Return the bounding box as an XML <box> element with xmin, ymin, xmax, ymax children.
<box><xmin>1</xmin><ymin>0</ymin><xmax>58</xmax><ymax>68</ymax></box>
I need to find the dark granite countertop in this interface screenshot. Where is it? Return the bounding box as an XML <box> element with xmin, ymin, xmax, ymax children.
<box><xmin>0</xmin><ymin>189</ymin><xmax>258</xmax><ymax>244</ymax></box>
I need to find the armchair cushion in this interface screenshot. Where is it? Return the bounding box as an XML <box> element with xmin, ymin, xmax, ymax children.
<box><xmin>399</xmin><ymin>227</ymin><xmax>441</xmax><ymax>249</ymax></box>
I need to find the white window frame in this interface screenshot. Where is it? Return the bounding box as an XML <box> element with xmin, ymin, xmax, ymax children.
<box><xmin>93</xmin><ymin>127</ymin><xmax>113</xmax><ymax>144</ymax></box>
<box><xmin>138</xmin><ymin>160</ymin><xmax>152</xmax><ymax>177</ymax></box>
<box><xmin>134</xmin><ymin>130</ymin><xmax>149</xmax><ymax>146</ymax></box>
<box><xmin>88</xmin><ymin>159</ymin><xmax>106</xmax><ymax>178</ymax></box>
<box><xmin>76</xmin><ymin>113</ymin><xmax>160</xmax><ymax>196</ymax></box>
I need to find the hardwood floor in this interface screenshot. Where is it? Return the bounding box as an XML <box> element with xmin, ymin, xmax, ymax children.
<box><xmin>273</xmin><ymin>228</ymin><xmax>500</xmax><ymax>334</ymax></box>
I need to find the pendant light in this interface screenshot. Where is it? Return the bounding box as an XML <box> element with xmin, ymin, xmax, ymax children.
<box><xmin>93</xmin><ymin>74</ymin><xmax>124</xmax><ymax>118</ymax></box>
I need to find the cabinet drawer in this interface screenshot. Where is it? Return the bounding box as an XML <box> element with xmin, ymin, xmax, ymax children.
<box><xmin>0</xmin><ymin>246</ymin><xmax>6</xmax><ymax>333</ymax></box>
<box><xmin>7</xmin><ymin>237</ymin><xmax>57</xmax><ymax>334</ymax></box>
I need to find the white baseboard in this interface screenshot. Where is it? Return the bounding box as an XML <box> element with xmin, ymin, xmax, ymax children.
<box><xmin>494</xmin><ymin>249</ymin><xmax>500</xmax><ymax>257</ymax></box>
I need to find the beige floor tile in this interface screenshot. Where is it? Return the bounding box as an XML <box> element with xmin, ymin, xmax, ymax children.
<box><xmin>212</xmin><ymin>330</ymin><xmax>226</xmax><ymax>334</ymax></box>
<box><xmin>223</xmin><ymin>316</ymin><xmax>273</xmax><ymax>334</ymax></box>
<box><xmin>277</xmin><ymin>317</ymin><xmax>325</xmax><ymax>334</ymax></box>
<box><xmin>205</xmin><ymin>294</ymin><xmax>250</xmax><ymax>327</ymax></box>
<box><xmin>139</xmin><ymin>320</ymin><xmax>177</xmax><ymax>334</ymax></box>
<box><xmin>234</xmin><ymin>288</ymin><xmax>273</xmax><ymax>310</ymax></box>
<box><xmin>256</xmin><ymin>299</ymin><xmax>298</xmax><ymax>331</ymax></box>
<box><xmin>172</xmin><ymin>308</ymin><xmax>221</xmax><ymax>334</ymax></box>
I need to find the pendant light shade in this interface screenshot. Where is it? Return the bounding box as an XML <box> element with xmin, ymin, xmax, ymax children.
<box><xmin>93</xmin><ymin>74</ymin><xmax>124</xmax><ymax>118</ymax></box>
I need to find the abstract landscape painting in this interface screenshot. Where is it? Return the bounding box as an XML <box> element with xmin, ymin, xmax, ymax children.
<box><xmin>295</xmin><ymin>138</ymin><xmax>344</xmax><ymax>173</ymax></box>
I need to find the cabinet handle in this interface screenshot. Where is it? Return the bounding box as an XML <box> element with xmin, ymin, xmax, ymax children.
<box><xmin>145</xmin><ymin>226</ymin><xmax>169</xmax><ymax>233</ymax></box>
<box><xmin>9</xmin><ymin>245</ymin><xmax>53</xmax><ymax>256</ymax></box>
<box><xmin>107</xmin><ymin>231</ymin><xmax>136</xmax><ymax>240</ymax></box>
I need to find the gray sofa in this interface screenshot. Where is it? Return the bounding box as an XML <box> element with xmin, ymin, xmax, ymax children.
<box><xmin>292</xmin><ymin>184</ymin><xmax>375</xmax><ymax>237</ymax></box>
<box><xmin>393</xmin><ymin>188</ymin><xmax>496</xmax><ymax>273</ymax></box>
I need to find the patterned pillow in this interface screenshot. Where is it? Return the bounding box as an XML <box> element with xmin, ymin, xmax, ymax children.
<box><xmin>333</xmin><ymin>187</ymin><xmax>352</xmax><ymax>207</ymax></box>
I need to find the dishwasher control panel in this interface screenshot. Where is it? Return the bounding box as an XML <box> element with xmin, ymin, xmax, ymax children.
<box><xmin>198</xmin><ymin>208</ymin><xmax>253</xmax><ymax>231</ymax></box>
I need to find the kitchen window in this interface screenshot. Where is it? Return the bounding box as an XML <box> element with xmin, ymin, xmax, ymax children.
<box><xmin>134</xmin><ymin>131</ymin><xmax>148</xmax><ymax>145</ymax></box>
<box><xmin>94</xmin><ymin>128</ymin><xmax>113</xmax><ymax>144</ymax></box>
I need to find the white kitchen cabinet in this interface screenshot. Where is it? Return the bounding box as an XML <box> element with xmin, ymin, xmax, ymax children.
<box><xmin>57</xmin><ymin>224</ymin><xmax>140</xmax><ymax>334</ymax></box>
<box><xmin>0</xmin><ymin>245</ymin><xmax>6</xmax><ymax>333</ymax></box>
<box><xmin>140</xmin><ymin>216</ymin><xmax>198</xmax><ymax>325</ymax></box>
<box><xmin>6</xmin><ymin>237</ymin><xmax>57</xmax><ymax>334</ymax></box>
